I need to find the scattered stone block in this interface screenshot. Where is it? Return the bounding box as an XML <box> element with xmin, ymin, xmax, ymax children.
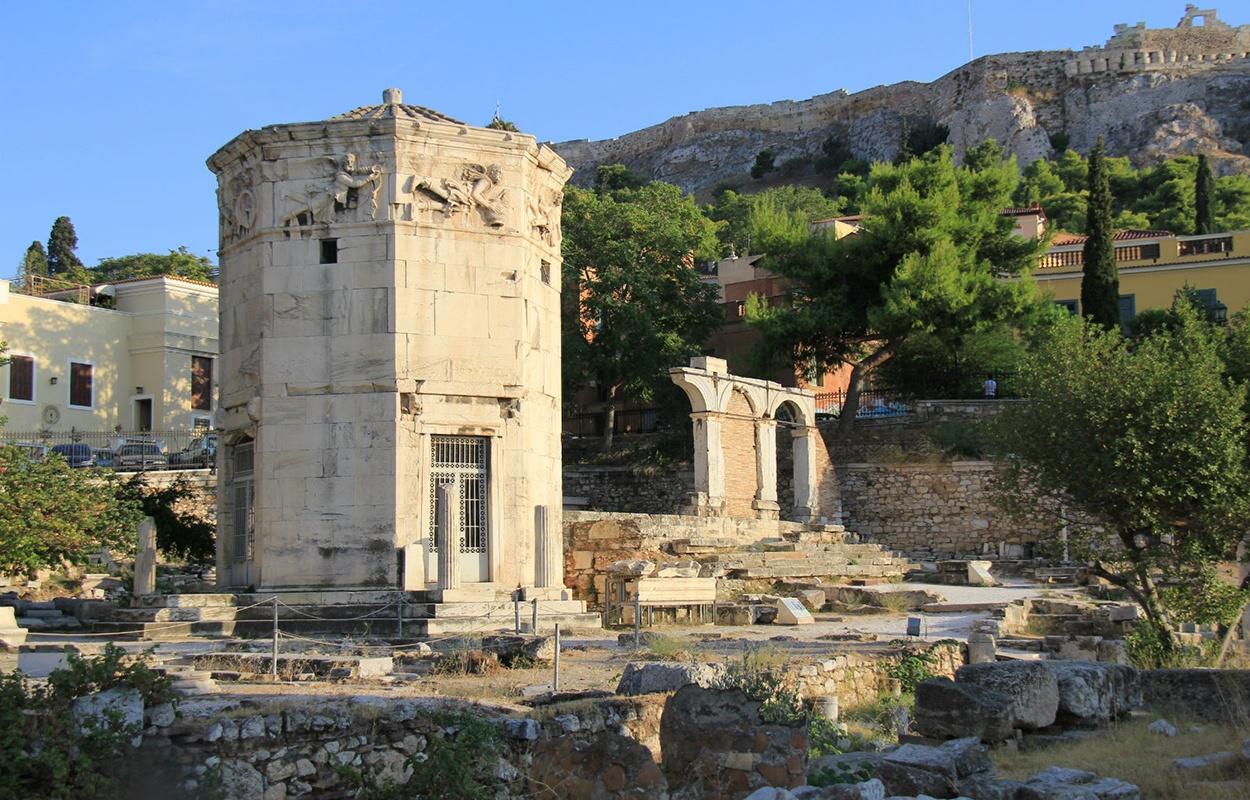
<box><xmin>967</xmin><ymin>632</ymin><xmax>996</xmax><ymax>664</ymax></box>
<box><xmin>955</xmin><ymin>661</ymin><xmax>1059</xmax><ymax>730</ymax></box>
<box><xmin>966</xmin><ymin>560</ymin><xmax>995</xmax><ymax>587</ymax></box>
<box><xmin>794</xmin><ymin>778</ymin><xmax>885</xmax><ymax>800</ymax></box>
<box><xmin>877</xmin><ymin>737</ymin><xmax>991</xmax><ymax>798</ymax></box>
<box><xmin>1173</xmin><ymin>751</ymin><xmax>1239</xmax><ymax>772</ymax></box>
<box><xmin>616</xmin><ymin>661</ymin><xmax>726</xmax><ymax>695</ymax></box>
<box><xmin>481</xmin><ymin>634</ymin><xmax>555</xmax><ymax>665</ymax></box>
<box><xmin>655</xmin><ymin>559</ymin><xmax>701</xmax><ymax>578</ymax></box>
<box><xmin>914</xmin><ymin>678</ymin><xmax>1016</xmax><ymax>742</ymax></box>
<box><xmin>71</xmin><ymin>688</ymin><xmax>143</xmax><ymax>746</ymax></box>
<box><xmin>1040</xmin><ymin>661</ymin><xmax>1138</xmax><ymax>726</ymax></box>
<box><xmin>608</xmin><ymin>560</ymin><xmax>655</xmax><ymax>577</ymax></box>
<box><xmin>1147</xmin><ymin>718</ymin><xmax>1178</xmax><ymax>737</ymax></box>
<box><xmin>774</xmin><ymin>597</ymin><xmax>815</xmax><ymax>625</ymax></box>
<box><xmin>0</xmin><ymin>607</ymin><xmax>28</xmax><ymax>649</ymax></box>
<box><xmin>1022</xmin><ymin>765</ymin><xmax>1140</xmax><ymax>799</ymax></box>
<box><xmin>797</xmin><ymin>589</ymin><xmax>826</xmax><ymax>611</ymax></box>
<box><xmin>742</xmin><ymin>789</ymin><xmax>798</xmax><ymax>800</ymax></box>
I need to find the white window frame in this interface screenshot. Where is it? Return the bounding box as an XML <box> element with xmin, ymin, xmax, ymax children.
<box><xmin>5</xmin><ymin>351</ymin><xmax>37</xmax><ymax>405</ymax></box>
<box><xmin>66</xmin><ymin>358</ymin><xmax>95</xmax><ymax>410</ymax></box>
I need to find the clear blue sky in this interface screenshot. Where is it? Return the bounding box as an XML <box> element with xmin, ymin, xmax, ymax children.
<box><xmin>0</xmin><ymin>1</ymin><xmax>1221</xmax><ymax>272</ymax></box>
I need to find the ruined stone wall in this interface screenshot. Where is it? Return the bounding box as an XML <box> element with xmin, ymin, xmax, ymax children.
<box><xmin>562</xmin><ymin>464</ymin><xmax>693</xmax><ymax>515</ymax></box>
<box><xmin>563</xmin><ymin>510</ymin><xmax>820</xmax><ymax>605</ymax></box>
<box><xmin>779</xmin><ymin>642</ymin><xmax>964</xmax><ymax>709</ymax></box>
<box><xmin>837</xmin><ymin>461</ymin><xmax>1049</xmax><ymax>558</ymax></box>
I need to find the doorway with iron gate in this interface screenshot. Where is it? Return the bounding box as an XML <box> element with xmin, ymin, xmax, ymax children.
<box><xmin>425</xmin><ymin>435</ymin><xmax>490</xmax><ymax>583</ymax></box>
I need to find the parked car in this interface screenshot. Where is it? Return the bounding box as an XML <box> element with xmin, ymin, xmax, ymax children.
<box><xmin>115</xmin><ymin>443</ymin><xmax>167</xmax><ymax>471</ymax></box>
<box><xmin>93</xmin><ymin>448</ymin><xmax>116</xmax><ymax>469</ymax></box>
<box><xmin>51</xmin><ymin>442</ymin><xmax>96</xmax><ymax>468</ymax></box>
<box><xmin>170</xmin><ymin>433</ymin><xmax>218</xmax><ymax>468</ymax></box>
<box><xmin>7</xmin><ymin>442</ymin><xmax>48</xmax><ymax>461</ymax></box>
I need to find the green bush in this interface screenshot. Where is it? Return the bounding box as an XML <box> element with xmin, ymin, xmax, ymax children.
<box><xmin>715</xmin><ymin>645</ymin><xmax>807</xmax><ymax>725</ymax></box>
<box><xmin>883</xmin><ymin>648</ymin><xmax>937</xmax><ymax>693</ymax></box>
<box><xmin>0</xmin><ymin>646</ymin><xmax>175</xmax><ymax>800</ymax></box>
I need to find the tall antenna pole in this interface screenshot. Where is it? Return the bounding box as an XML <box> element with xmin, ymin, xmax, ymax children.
<box><xmin>967</xmin><ymin>0</ymin><xmax>974</xmax><ymax>62</ymax></box>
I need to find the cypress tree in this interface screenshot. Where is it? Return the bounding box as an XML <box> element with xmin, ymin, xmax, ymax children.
<box><xmin>1195</xmin><ymin>153</ymin><xmax>1215</xmax><ymax>234</ymax></box>
<box><xmin>18</xmin><ymin>241</ymin><xmax>48</xmax><ymax>284</ymax></box>
<box><xmin>1080</xmin><ymin>138</ymin><xmax>1120</xmax><ymax>329</ymax></box>
<box><xmin>46</xmin><ymin>216</ymin><xmax>83</xmax><ymax>277</ymax></box>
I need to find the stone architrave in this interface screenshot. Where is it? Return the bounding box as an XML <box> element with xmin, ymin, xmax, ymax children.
<box><xmin>133</xmin><ymin>517</ymin><xmax>157</xmax><ymax>597</ymax></box>
<box><xmin>670</xmin><ymin>357</ymin><xmax>833</xmax><ymax>523</ymax></box>
<box><xmin>0</xmin><ymin>607</ymin><xmax>28</xmax><ymax>649</ymax></box>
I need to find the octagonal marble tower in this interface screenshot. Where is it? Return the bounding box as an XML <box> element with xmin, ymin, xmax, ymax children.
<box><xmin>208</xmin><ymin>89</ymin><xmax>570</xmax><ymax>593</ymax></box>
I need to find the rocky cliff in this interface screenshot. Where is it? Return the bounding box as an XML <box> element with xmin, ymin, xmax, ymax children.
<box><xmin>553</xmin><ymin>48</ymin><xmax>1250</xmax><ymax>196</ymax></box>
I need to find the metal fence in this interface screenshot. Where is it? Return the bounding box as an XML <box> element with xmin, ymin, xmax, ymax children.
<box><xmin>565</xmin><ymin>408</ymin><xmax>661</xmax><ymax>437</ymax></box>
<box><xmin>814</xmin><ymin>390</ymin><xmax>912</xmax><ymax>420</ymax></box>
<box><xmin>0</xmin><ymin>429</ymin><xmax>216</xmax><ymax>471</ymax></box>
<box><xmin>814</xmin><ymin>375</ymin><xmax>1021</xmax><ymax>419</ymax></box>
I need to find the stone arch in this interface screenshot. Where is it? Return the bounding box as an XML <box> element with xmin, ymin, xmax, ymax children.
<box><xmin>669</xmin><ymin>357</ymin><xmax>828</xmax><ymax>522</ymax></box>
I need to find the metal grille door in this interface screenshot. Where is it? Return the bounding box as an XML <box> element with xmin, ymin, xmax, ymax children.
<box><xmin>428</xmin><ymin>435</ymin><xmax>490</xmax><ymax>582</ymax></box>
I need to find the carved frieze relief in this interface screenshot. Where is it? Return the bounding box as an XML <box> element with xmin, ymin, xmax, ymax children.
<box><xmin>528</xmin><ymin>187</ymin><xmax>563</xmax><ymax>247</ymax></box>
<box><xmin>279</xmin><ymin>152</ymin><xmax>384</xmax><ymax>229</ymax></box>
<box><xmin>404</xmin><ymin>163</ymin><xmax>509</xmax><ymax>228</ymax></box>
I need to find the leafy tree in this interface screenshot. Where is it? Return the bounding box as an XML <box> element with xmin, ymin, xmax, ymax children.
<box><xmin>992</xmin><ymin>304</ymin><xmax>1250</xmax><ymax>662</ymax></box>
<box><xmin>0</xmin><ymin>448</ymin><xmax>144</xmax><ymax>576</ymax></box>
<box><xmin>116</xmin><ymin>475</ymin><xmax>215</xmax><ymax>562</ymax></box>
<box><xmin>593</xmin><ymin>163</ymin><xmax>648</xmax><ymax>193</ymax></box>
<box><xmin>17</xmin><ymin>241</ymin><xmax>48</xmax><ymax>284</ymax></box>
<box><xmin>1080</xmin><ymin>138</ymin><xmax>1120</xmax><ymax>329</ymax></box>
<box><xmin>896</xmin><ymin>120</ymin><xmax>949</xmax><ymax>163</ymax></box>
<box><xmin>751</xmin><ymin>149</ymin><xmax>776</xmax><ymax>180</ymax></box>
<box><xmin>708</xmin><ymin>185</ymin><xmax>844</xmax><ymax>258</ymax></box>
<box><xmin>562</xmin><ymin>181</ymin><xmax>722</xmax><ymax>451</ymax></box>
<box><xmin>91</xmin><ymin>247</ymin><xmax>215</xmax><ymax>283</ymax></box>
<box><xmin>485</xmin><ymin>116</ymin><xmax>519</xmax><ymax>132</ymax></box>
<box><xmin>45</xmin><ymin>216</ymin><xmax>83</xmax><ymax>278</ymax></box>
<box><xmin>1195</xmin><ymin>154</ymin><xmax>1215</xmax><ymax>234</ymax></box>
<box><xmin>747</xmin><ymin>146</ymin><xmax>1046</xmax><ymax>430</ymax></box>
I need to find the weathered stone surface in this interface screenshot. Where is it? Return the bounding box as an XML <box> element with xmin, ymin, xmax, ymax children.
<box><xmin>481</xmin><ymin>635</ymin><xmax>556</xmax><ymax>665</ymax></box>
<box><xmin>914</xmin><ymin>678</ymin><xmax>1016</xmax><ymax>742</ymax></box>
<box><xmin>609</xmin><ymin>560</ymin><xmax>657</xmax><ymax>577</ymax></box>
<box><xmin>655</xmin><ymin>559</ymin><xmax>702</xmax><ymax>578</ymax></box>
<box><xmin>616</xmin><ymin>661</ymin><xmax>726</xmax><ymax>696</ymax></box>
<box><xmin>1147</xmin><ymin>718</ymin><xmax>1177</xmax><ymax>737</ymax></box>
<box><xmin>0</xmin><ymin>607</ymin><xmax>28</xmax><ymax>649</ymax></box>
<box><xmin>529</xmin><ymin>732</ymin><xmax>666</xmax><ymax>800</ymax></box>
<box><xmin>797</xmin><ymin>779</ymin><xmax>885</xmax><ymax>800</ymax></box>
<box><xmin>504</xmin><ymin>717</ymin><xmax>540</xmax><ymax>740</ymax></box>
<box><xmin>1173</xmin><ymin>751</ymin><xmax>1239</xmax><ymax>772</ymax></box>
<box><xmin>1021</xmin><ymin>765</ymin><xmax>1140</xmax><ymax>799</ymax></box>
<box><xmin>1140</xmin><ymin>669</ymin><xmax>1250</xmax><ymax>722</ymax></box>
<box><xmin>660</xmin><ymin>685</ymin><xmax>807</xmax><ymax>799</ymax></box>
<box><xmin>878</xmin><ymin>738</ymin><xmax>992</xmax><ymax>798</ymax></box>
<box><xmin>955</xmin><ymin>662</ymin><xmax>1059</xmax><ymax>730</ymax></box>
<box><xmin>71</xmin><ymin>688</ymin><xmax>144</xmax><ymax>741</ymax></box>
<box><xmin>1040</xmin><ymin>661</ymin><xmax>1138</xmax><ymax>727</ymax></box>
<box><xmin>742</xmin><ymin>789</ymin><xmax>799</xmax><ymax>800</ymax></box>
<box><xmin>219</xmin><ymin>759</ymin><xmax>265</xmax><ymax>798</ymax></box>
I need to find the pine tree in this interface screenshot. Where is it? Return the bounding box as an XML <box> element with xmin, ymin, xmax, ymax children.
<box><xmin>18</xmin><ymin>241</ymin><xmax>48</xmax><ymax>285</ymax></box>
<box><xmin>1195</xmin><ymin>153</ymin><xmax>1215</xmax><ymax>235</ymax></box>
<box><xmin>1080</xmin><ymin>138</ymin><xmax>1120</xmax><ymax>329</ymax></box>
<box><xmin>46</xmin><ymin>216</ymin><xmax>83</xmax><ymax>277</ymax></box>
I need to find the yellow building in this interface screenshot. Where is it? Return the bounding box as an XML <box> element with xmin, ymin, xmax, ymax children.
<box><xmin>1035</xmin><ymin>229</ymin><xmax>1250</xmax><ymax>322</ymax></box>
<box><xmin>0</xmin><ymin>275</ymin><xmax>218</xmax><ymax>434</ymax></box>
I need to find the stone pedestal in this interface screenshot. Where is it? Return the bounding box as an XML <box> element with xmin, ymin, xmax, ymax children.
<box><xmin>0</xmin><ymin>607</ymin><xmax>27</xmax><ymax>649</ymax></box>
<box><xmin>133</xmin><ymin>517</ymin><xmax>157</xmax><ymax>597</ymax></box>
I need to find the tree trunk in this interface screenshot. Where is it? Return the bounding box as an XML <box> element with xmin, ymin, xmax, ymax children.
<box><xmin>1216</xmin><ymin>570</ymin><xmax>1250</xmax><ymax>666</ymax></box>
<box><xmin>837</xmin><ymin>345</ymin><xmax>895</xmax><ymax>436</ymax></box>
<box><xmin>601</xmin><ymin>384</ymin><xmax>618</xmax><ymax>454</ymax></box>
<box><xmin>837</xmin><ymin>362</ymin><xmax>868</xmax><ymax>436</ymax></box>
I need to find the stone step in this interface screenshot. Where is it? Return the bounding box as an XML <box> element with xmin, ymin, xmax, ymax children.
<box><xmin>415</xmin><ymin>610</ymin><xmax>602</xmax><ymax>637</ymax></box>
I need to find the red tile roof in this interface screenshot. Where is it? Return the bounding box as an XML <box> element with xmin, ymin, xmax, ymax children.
<box><xmin>1050</xmin><ymin>229</ymin><xmax>1173</xmax><ymax>246</ymax></box>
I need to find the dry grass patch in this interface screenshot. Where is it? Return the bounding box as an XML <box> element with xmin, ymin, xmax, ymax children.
<box><xmin>994</xmin><ymin>717</ymin><xmax>1250</xmax><ymax>800</ymax></box>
